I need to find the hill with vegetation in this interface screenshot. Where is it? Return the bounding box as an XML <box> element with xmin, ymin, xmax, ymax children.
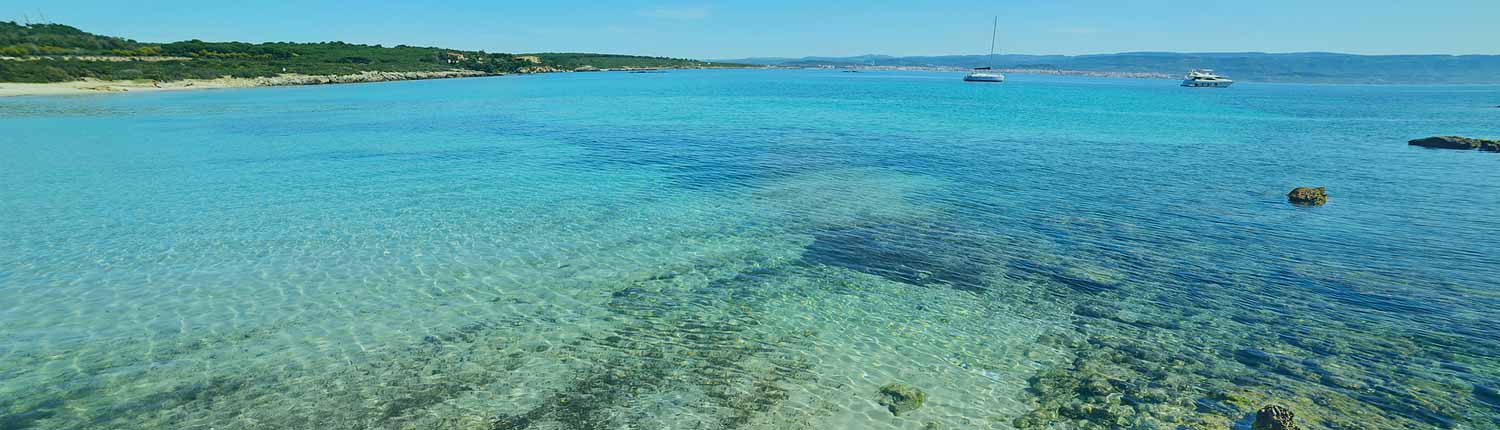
<box><xmin>0</xmin><ymin>22</ymin><xmax>741</xmax><ymax>83</ymax></box>
<box><xmin>721</xmin><ymin>52</ymin><xmax>1500</xmax><ymax>84</ymax></box>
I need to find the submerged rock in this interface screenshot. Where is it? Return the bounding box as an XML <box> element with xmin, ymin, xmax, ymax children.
<box><xmin>1408</xmin><ymin>136</ymin><xmax>1500</xmax><ymax>152</ymax></box>
<box><xmin>1234</xmin><ymin>348</ymin><xmax>1278</xmax><ymax>368</ymax></box>
<box><xmin>800</xmin><ymin>224</ymin><xmax>993</xmax><ymax>291</ymax></box>
<box><xmin>1286</xmin><ymin>187</ymin><xmax>1328</xmax><ymax>206</ymax></box>
<box><xmin>877</xmin><ymin>383</ymin><xmax>927</xmax><ymax>416</ymax></box>
<box><xmin>1059</xmin><ymin>265</ymin><xmax>1126</xmax><ymax>293</ymax></box>
<box><xmin>1252</xmin><ymin>405</ymin><xmax>1301</xmax><ymax>430</ymax></box>
<box><xmin>1476</xmin><ymin>384</ymin><xmax>1500</xmax><ymax>407</ymax></box>
<box><xmin>1073</xmin><ymin>303</ymin><xmax>1119</xmax><ymax>320</ymax></box>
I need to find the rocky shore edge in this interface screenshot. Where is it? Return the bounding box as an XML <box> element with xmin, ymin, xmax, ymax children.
<box><xmin>246</xmin><ymin>70</ymin><xmax>494</xmax><ymax>86</ymax></box>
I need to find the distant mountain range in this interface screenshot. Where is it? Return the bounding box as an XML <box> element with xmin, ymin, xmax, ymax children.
<box><xmin>717</xmin><ymin>52</ymin><xmax>1500</xmax><ymax>84</ymax></box>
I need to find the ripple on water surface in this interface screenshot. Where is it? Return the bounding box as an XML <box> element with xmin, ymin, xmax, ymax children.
<box><xmin>1</xmin><ymin>70</ymin><xmax>1498</xmax><ymax>429</ymax></box>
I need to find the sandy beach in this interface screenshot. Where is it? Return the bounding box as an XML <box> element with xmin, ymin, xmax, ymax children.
<box><xmin>0</xmin><ymin>77</ymin><xmax>251</xmax><ymax>97</ymax></box>
<box><xmin>0</xmin><ymin>70</ymin><xmax>493</xmax><ymax>97</ymax></box>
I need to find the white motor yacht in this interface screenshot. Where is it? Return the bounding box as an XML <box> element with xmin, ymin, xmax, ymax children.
<box><xmin>1181</xmin><ymin>69</ymin><xmax>1233</xmax><ymax>87</ymax></box>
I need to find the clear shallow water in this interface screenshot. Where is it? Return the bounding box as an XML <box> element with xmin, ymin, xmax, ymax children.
<box><xmin>1</xmin><ymin>70</ymin><xmax>1498</xmax><ymax>430</ymax></box>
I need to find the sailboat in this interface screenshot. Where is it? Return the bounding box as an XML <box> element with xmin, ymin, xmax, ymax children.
<box><xmin>964</xmin><ymin>17</ymin><xmax>1005</xmax><ymax>83</ymax></box>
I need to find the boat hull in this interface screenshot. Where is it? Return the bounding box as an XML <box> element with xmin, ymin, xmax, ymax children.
<box><xmin>1181</xmin><ymin>80</ymin><xmax>1233</xmax><ymax>88</ymax></box>
<box><xmin>964</xmin><ymin>74</ymin><xmax>1005</xmax><ymax>83</ymax></box>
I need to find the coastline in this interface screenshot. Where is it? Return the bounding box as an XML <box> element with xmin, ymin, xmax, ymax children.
<box><xmin>0</xmin><ymin>67</ymin><xmax>1168</xmax><ymax>97</ymax></box>
<box><xmin>0</xmin><ymin>69</ymin><xmax>495</xmax><ymax>97</ymax></box>
<box><xmin>0</xmin><ymin>66</ymin><xmax>754</xmax><ymax>97</ymax></box>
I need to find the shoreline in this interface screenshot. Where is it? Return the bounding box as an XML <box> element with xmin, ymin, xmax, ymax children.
<box><xmin>0</xmin><ymin>66</ymin><xmax>754</xmax><ymax>97</ymax></box>
<box><xmin>0</xmin><ymin>69</ymin><xmax>497</xmax><ymax>97</ymax></box>
<box><xmin>0</xmin><ymin>67</ymin><xmax>1163</xmax><ymax>97</ymax></box>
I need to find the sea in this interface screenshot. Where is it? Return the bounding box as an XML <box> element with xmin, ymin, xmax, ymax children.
<box><xmin>1</xmin><ymin>69</ymin><xmax>1498</xmax><ymax>430</ymax></box>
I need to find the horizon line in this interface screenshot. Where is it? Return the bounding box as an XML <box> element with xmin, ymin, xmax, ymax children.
<box><xmin>713</xmin><ymin>51</ymin><xmax>1500</xmax><ymax>60</ymax></box>
<box><xmin>10</xmin><ymin>21</ymin><xmax>1499</xmax><ymax>60</ymax></box>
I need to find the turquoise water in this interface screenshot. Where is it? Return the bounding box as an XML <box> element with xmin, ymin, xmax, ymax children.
<box><xmin>1</xmin><ymin>70</ymin><xmax>1498</xmax><ymax>430</ymax></box>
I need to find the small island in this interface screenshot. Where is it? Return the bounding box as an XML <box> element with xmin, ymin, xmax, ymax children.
<box><xmin>0</xmin><ymin>22</ymin><xmax>748</xmax><ymax>96</ymax></box>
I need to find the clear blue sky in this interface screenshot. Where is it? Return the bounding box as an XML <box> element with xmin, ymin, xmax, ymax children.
<box><xmin>7</xmin><ymin>0</ymin><xmax>1498</xmax><ymax>58</ymax></box>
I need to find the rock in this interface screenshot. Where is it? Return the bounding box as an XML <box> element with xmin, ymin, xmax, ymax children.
<box><xmin>1252</xmin><ymin>405</ymin><xmax>1301</xmax><ymax>430</ymax></box>
<box><xmin>1073</xmin><ymin>303</ymin><xmax>1119</xmax><ymax>320</ymax></box>
<box><xmin>1286</xmin><ymin>187</ymin><xmax>1328</xmax><ymax>206</ymax></box>
<box><xmin>1408</xmin><ymin>136</ymin><xmax>1500</xmax><ymax>152</ymax></box>
<box><xmin>1476</xmin><ymin>384</ymin><xmax>1500</xmax><ymax>407</ymax></box>
<box><xmin>877</xmin><ymin>383</ymin><xmax>927</xmax><ymax>416</ymax></box>
<box><xmin>249</xmin><ymin>70</ymin><xmax>492</xmax><ymax>88</ymax></box>
<box><xmin>1234</xmin><ymin>348</ymin><xmax>1274</xmax><ymax>367</ymax></box>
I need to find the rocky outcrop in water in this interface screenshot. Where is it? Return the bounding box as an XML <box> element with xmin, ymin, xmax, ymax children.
<box><xmin>1286</xmin><ymin>187</ymin><xmax>1327</xmax><ymax>206</ymax></box>
<box><xmin>1408</xmin><ymin>136</ymin><xmax>1500</xmax><ymax>152</ymax></box>
<box><xmin>1252</xmin><ymin>405</ymin><xmax>1301</xmax><ymax>430</ymax></box>
<box><xmin>877</xmin><ymin>383</ymin><xmax>926</xmax><ymax>416</ymax></box>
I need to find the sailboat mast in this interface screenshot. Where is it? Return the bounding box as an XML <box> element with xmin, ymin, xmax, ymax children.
<box><xmin>988</xmin><ymin>16</ymin><xmax>997</xmax><ymax>68</ymax></box>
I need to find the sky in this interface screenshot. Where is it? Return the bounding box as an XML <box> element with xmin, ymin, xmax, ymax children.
<box><xmin>6</xmin><ymin>0</ymin><xmax>1499</xmax><ymax>59</ymax></box>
